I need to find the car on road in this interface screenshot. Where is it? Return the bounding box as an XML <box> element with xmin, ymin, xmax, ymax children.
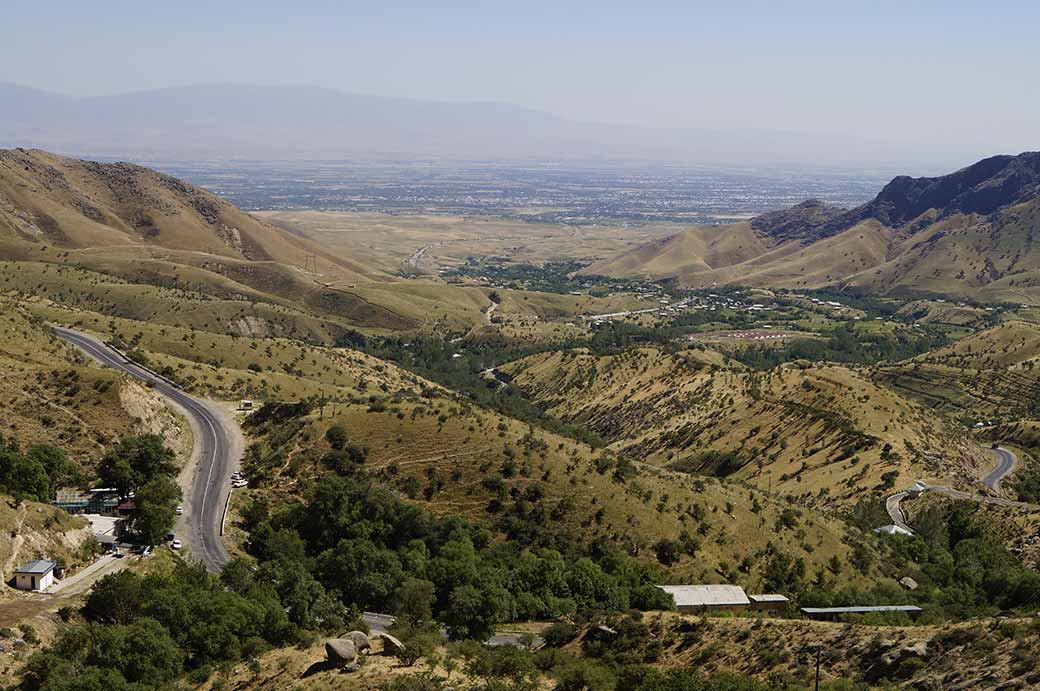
<box><xmin>175</xmin><ymin>505</ymin><xmax>183</xmax><ymax>515</ymax></box>
<box><xmin>171</xmin><ymin>539</ymin><xmax>182</xmax><ymax>550</ymax></box>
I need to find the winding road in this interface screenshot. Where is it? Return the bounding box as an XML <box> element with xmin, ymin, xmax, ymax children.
<box><xmin>884</xmin><ymin>447</ymin><xmax>1037</xmax><ymax>534</ymax></box>
<box><xmin>982</xmin><ymin>446</ymin><xmax>1017</xmax><ymax>492</ymax></box>
<box><xmin>52</xmin><ymin>327</ymin><xmax>232</xmax><ymax>572</ymax></box>
<box><xmin>51</xmin><ymin>327</ymin><xmax>544</xmax><ymax>647</ymax></box>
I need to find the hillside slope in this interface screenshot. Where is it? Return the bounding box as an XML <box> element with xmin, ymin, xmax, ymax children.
<box><xmin>501</xmin><ymin>347</ymin><xmax>989</xmax><ymax>507</ymax></box>
<box><xmin>583</xmin><ymin>153</ymin><xmax>1040</xmax><ymax>303</ymax></box>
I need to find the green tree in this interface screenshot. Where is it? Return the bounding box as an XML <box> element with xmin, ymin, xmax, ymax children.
<box><xmin>394</xmin><ymin>577</ymin><xmax>436</xmax><ymax>624</ymax></box>
<box><xmin>97</xmin><ymin>435</ymin><xmax>176</xmax><ymax>497</ymax></box>
<box><xmin>131</xmin><ymin>475</ymin><xmax>181</xmax><ymax>546</ymax></box>
<box><xmin>85</xmin><ymin>571</ymin><xmax>145</xmax><ymax>625</ymax></box>
<box><xmin>444</xmin><ymin>584</ymin><xmax>500</xmax><ymax>641</ymax></box>
<box><xmin>325</xmin><ymin>425</ymin><xmax>348</xmax><ymax>451</ymax></box>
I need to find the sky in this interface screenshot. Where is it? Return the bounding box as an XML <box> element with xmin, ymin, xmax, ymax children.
<box><xmin>3</xmin><ymin>0</ymin><xmax>1037</xmax><ymax>154</ymax></box>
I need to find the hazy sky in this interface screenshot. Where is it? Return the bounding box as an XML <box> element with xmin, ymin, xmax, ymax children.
<box><xmin>3</xmin><ymin>1</ymin><xmax>1037</xmax><ymax>153</ymax></box>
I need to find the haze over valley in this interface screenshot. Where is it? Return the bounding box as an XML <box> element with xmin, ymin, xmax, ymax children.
<box><xmin>2</xmin><ymin>3</ymin><xmax>1040</xmax><ymax>691</ymax></box>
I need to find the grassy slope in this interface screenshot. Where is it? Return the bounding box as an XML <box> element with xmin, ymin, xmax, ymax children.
<box><xmin>875</xmin><ymin>320</ymin><xmax>1040</xmax><ymax>421</ymax></box>
<box><xmin>0</xmin><ymin>298</ymin><xmax>144</xmax><ymax>456</ymax></box>
<box><xmin>234</xmin><ymin>396</ymin><xmax>869</xmax><ymax>591</ymax></box>
<box><xmin>846</xmin><ymin>200</ymin><xmax>1040</xmax><ymax>304</ymax></box>
<box><xmin>581</xmin><ymin>220</ymin><xmax>893</xmax><ymax>291</ymax></box>
<box><xmin>501</xmin><ymin>347</ymin><xmax>988</xmax><ymax>507</ymax></box>
<box><xmin>585</xmin><ymin>196</ymin><xmax>1040</xmax><ymax>305</ymax></box>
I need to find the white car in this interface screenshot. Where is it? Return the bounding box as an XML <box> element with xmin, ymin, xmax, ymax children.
<box><xmin>175</xmin><ymin>505</ymin><xmax>183</xmax><ymax>515</ymax></box>
<box><xmin>171</xmin><ymin>539</ymin><xmax>182</xmax><ymax>550</ymax></box>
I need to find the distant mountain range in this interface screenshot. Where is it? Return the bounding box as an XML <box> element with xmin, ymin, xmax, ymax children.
<box><xmin>582</xmin><ymin>152</ymin><xmax>1040</xmax><ymax>304</ymax></box>
<box><xmin>0</xmin><ymin>82</ymin><xmax>961</xmax><ymax>168</ymax></box>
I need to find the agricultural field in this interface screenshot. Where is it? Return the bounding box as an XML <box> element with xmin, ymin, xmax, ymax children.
<box><xmin>259</xmin><ymin>210</ymin><xmax>679</xmax><ymax>276</ymax></box>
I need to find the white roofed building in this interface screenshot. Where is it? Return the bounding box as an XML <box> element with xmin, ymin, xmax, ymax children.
<box><xmin>657</xmin><ymin>584</ymin><xmax>751</xmax><ymax>613</ymax></box>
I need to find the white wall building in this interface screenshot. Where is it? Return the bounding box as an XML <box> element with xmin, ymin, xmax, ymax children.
<box><xmin>13</xmin><ymin>559</ymin><xmax>56</xmax><ymax>591</ymax></box>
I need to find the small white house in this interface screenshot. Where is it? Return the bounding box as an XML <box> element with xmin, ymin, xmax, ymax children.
<box><xmin>14</xmin><ymin>559</ymin><xmax>57</xmax><ymax>592</ymax></box>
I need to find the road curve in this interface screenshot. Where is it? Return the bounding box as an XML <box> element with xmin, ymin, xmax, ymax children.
<box><xmin>52</xmin><ymin>326</ymin><xmax>232</xmax><ymax>572</ymax></box>
<box><xmin>982</xmin><ymin>446</ymin><xmax>1017</xmax><ymax>492</ymax></box>
<box><xmin>884</xmin><ymin>447</ymin><xmax>1033</xmax><ymax>534</ymax></box>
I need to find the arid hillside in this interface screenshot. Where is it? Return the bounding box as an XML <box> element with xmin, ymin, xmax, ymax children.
<box><xmin>501</xmin><ymin>346</ymin><xmax>989</xmax><ymax>507</ymax></box>
<box><xmin>232</xmin><ymin>393</ymin><xmax>873</xmax><ymax>591</ymax></box>
<box><xmin>875</xmin><ymin>320</ymin><xmax>1040</xmax><ymax>422</ymax></box>
<box><xmin>583</xmin><ymin>153</ymin><xmax>1040</xmax><ymax>304</ymax></box>
<box><xmin>0</xmin><ymin>298</ymin><xmax>179</xmax><ymax>457</ymax></box>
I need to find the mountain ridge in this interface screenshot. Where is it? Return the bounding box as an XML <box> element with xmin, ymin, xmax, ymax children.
<box><xmin>582</xmin><ymin>151</ymin><xmax>1040</xmax><ymax>303</ymax></box>
<box><xmin>0</xmin><ymin>82</ymin><xmax>960</xmax><ymax>167</ymax></box>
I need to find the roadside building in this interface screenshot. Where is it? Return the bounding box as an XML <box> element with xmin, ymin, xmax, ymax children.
<box><xmin>657</xmin><ymin>585</ymin><xmax>750</xmax><ymax>614</ymax></box>
<box><xmin>748</xmin><ymin>593</ymin><xmax>789</xmax><ymax>614</ymax></box>
<box><xmin>53</xmin><ymin>487</ymin><xmax>121</xmax><ymax>515</ymax></box>
<box><xmin>13</xmin><ymin>560</ymin><xmax>57</xmax><ymax>592</ymax></box>
<box><xmin>875</xmin><ymin>524</ymin><xmax>914</xmax><ymax>537</ymax></box>
<box><xmin>801</xmin><ymin>605</ymin><xmax>922</xmax><ymax>620</ymax></box>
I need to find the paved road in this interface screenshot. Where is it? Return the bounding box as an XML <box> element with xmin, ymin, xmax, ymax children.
<box><xmin>52</xmin><ymin>327</ymin><xmax>231</xmax><ymax>572</ymax></box>
<box><xmin>884</xmin><ymin>491</ymin><xmax>912</xmax><ymax>532</ymax></box>
<box><xmin>982</xmin><ymin>446</ymin><xmax>1017</xmax><ymax>492</ymax></box>
<box><xmin>884</xmin><ymin>447</ymin><xmax>1035</xmax><ymax>534</ymax></box>
<box><xmin>55</xmin><ymin>327</ymin><xmax>545</xmax><ymax>647</ymax></box>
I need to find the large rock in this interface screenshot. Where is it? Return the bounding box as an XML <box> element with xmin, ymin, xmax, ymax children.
<box><xmin>325</xmin><ymin>639</ymin><xmax>357</xmax><ymax>667</ymax></box>
<box><xmin>344</xmin><ymin>630</ymin><xmax>371</xmax><ymax>652</ymax></box>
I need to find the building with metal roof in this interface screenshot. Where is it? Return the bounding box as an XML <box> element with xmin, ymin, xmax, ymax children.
<box><xmin>748</xmin><ymin>593</ymin><xmax>789</xmax><ymax>613</ymax></box>
<box><xmin>657</xmin><ymin>585</ymin><xmax>751</xmax><ymax>613</ymax></box>
<box><xmin>13</xmin><ymin>559</ymin><xmax>56</xmax><ymax>592</ymax></box>
<box><xmin>801</xmin><ymin>605</ymin><xmax>922</xmax><ymax>620</ymax></box>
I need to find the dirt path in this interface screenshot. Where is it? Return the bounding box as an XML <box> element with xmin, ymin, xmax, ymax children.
<box><xmin>0</xmin><ymin>555</ymin><xmax>135</xmax><ymax>628</ymax></box>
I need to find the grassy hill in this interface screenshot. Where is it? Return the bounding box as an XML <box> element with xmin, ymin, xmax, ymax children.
<box><xmin>0</xmin><ymin>297</ymin><xmax>178</xmax><ymax>457</ymax></box>
<box><xmin>500</xmin><ymin>346</ymin><xmax>988</xmax><ymax>507</ymax></box>
<box><xmin>0</xmin><ymin>149</ymin><xmax>646</xmax><ymax>337</ymax></box>
<box><xmin>875</xmin><ymin>320</ymin><xmax>1040</xmax><ymax>423</ymax></box>
<box><xmin>231</xmin><ymin>393</ymin><xmax>875</xmax><ymax>592</ymax></box>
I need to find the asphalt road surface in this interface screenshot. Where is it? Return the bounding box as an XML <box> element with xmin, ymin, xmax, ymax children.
<box><xmin>884</xmin><ymin>447</ymin><xmax>1033</xmax><ymax>534</ymax></box>
<box><xmin>982</xmin><ymin>446</ymin><xmax>1017</xmax><ymax>492</ymax></box>
<box><xmin>52</xmin><ymin>326</ymin><xmax>231</xmax><ymax>572</ymax></box>
<box><xmin>56</xmin><ymin>326</ymin><xmax>547</xmax><ymax>647</ymax></box>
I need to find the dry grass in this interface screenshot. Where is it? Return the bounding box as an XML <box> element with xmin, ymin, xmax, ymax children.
<box><xmin>502</xmin><ymin>347</ymin><xmax>989</xmax><ymax>508</ymax></box>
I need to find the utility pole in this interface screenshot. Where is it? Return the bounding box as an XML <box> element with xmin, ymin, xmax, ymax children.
<box><xmin>814</xmin><ymin>646</ymin><xmax>821</xmax><ymax>691</ymax></box>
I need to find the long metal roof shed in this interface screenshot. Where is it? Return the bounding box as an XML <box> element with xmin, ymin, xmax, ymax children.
<box><xmin>657</xmin><ymin>585</ymin><xmax>750</xmax><ymax>607</ymax></box>
<box><xmin>801</xmin><ymin>605</ymin><xmax>922</xmax><ymax>615</ymax></box>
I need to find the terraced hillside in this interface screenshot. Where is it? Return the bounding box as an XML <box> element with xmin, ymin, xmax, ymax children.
<box><xmin>875</xmin><ymin>320</ymin><xmax>1040</xmax><ymax>421</ymax></box>
<box><xmin>501</xmin><ymin>347</ymin><xmax>988</xmax><ymax>507</ymax></box>
<box><xmin>232</xmin><ymin>394</ymin><xmax>875</xmax><ymax>591</ymax></box>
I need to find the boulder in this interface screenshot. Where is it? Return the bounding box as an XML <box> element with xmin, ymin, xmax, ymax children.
<box><xmin>325</xmin><ymin>639</ymin><xmax>357</xmax><ymax>667</ymax></box>
<box><xmin>344</xmin><ymin>630</ymin><xmax>371</xmax><ymax>652</ymax></box>
<box><xmin>377</xmin><ymin>632</ymin><xmax>406</xmax><ymax>654</ymax></box>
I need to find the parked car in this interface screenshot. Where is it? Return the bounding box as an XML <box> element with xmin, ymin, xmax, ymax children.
<box><xmin>171</xmin><ymin>539</ymin><xmax>182</xmax><ymax>550</ymax></box>
<box><xmin>175</xmin><ymin>505</ymin><xmax>183</xmax><ymax>515</ymax></box>
<box><xmin>166</xmin><ymin>532</ymin><xmax>175</xmax><ymax>542</ymax></box>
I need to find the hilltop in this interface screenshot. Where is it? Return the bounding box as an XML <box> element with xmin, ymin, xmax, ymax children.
<box><xmin>583</xmin><ymin>152</ymin><xmax>1040</xmax><ymax>304</ymax></box>
<box><xmin>0</xmin><ymin>149</ymin><xmax>647</xmax><ymax>337</ymax></box>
